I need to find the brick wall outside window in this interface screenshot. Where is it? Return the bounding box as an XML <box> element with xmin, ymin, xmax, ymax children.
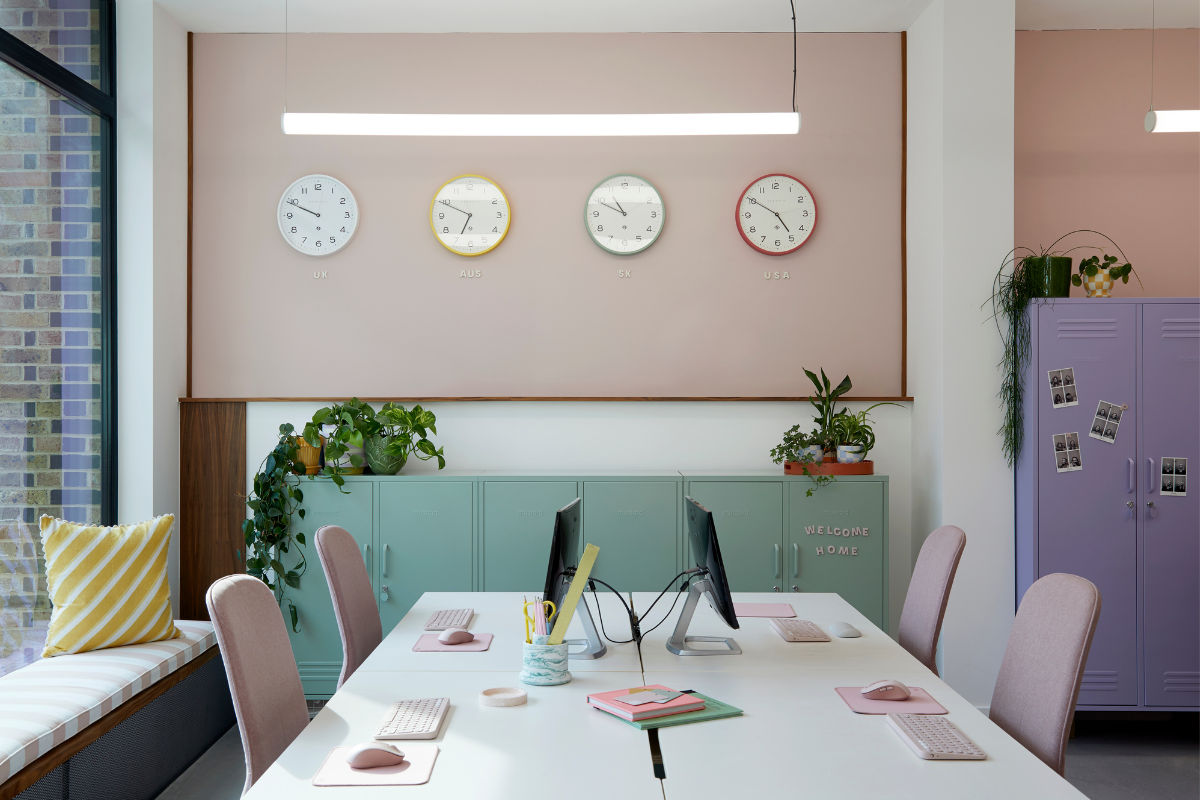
<box><xmin>0</xmin><ymin>1</ymin><xmax>103</xmax><ymax>675</ymax></box>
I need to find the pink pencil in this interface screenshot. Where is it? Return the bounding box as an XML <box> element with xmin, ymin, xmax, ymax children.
<box><xmin>534</xmin><ymin>597</ymin><xmax>548</xmax><ymax>636</ymax></box>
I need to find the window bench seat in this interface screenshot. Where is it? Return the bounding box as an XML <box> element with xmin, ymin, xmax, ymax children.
<box><xmin>0</xmin><ymin>621</ymin><xmax>234</xmax><ymax>800</ymax></box>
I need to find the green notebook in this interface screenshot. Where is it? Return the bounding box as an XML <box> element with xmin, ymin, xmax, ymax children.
<box><xmin>605</xmin><ymin>693</ymin><xmax>743</xmax><ymax>731</ymax></box>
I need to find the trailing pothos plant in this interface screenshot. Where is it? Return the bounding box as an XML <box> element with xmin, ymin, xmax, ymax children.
<box><xmin>241</xmin><ymin>423</ymin><xmax>309</xmax><ymax>632</ymax></box>
<box><xmin>302</xmin><ymin>398</ymin><xmax>377</xmax><ymax>489</ymax></box>
<box><xmin>989</xmin><ymin>230</ymin><xmax>1141</xmax><ymax>468</ymax></box>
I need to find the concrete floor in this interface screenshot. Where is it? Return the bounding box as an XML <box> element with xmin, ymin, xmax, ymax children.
<box><xmin>1064</xmin><ymin>714</ymin><xmax>1199</xmax><ymax>800</ymax></box>
<box><xmin>156</xmin><ymin>714</ymin><xmax>1198</xmax><ymax>800</ymax></box>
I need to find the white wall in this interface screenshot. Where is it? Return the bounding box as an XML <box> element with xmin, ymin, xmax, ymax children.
<box><xmin>117</xmin><ymin>0</ymin><xmax>189</xmax><ymax>615</ymax></box>
<box><xmin>246</xmin><ymin>400</ymin><xmax>914</xmax><ymax>636</ymax></box>
<box><xmin>907</xmin><ymin>0</ymin><xmax>1016</xmax><ymax>709</ymax></box>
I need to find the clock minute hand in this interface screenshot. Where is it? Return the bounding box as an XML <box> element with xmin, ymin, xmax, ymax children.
<box><xmin>288</xmin><ymin>199</ymin><xmax>320</xmax><ymax>218</ymax></box>
<box><xmin>598</xmin><ymin>201</ymin><xmax>626</xmax><ymax>216</ymax></box>
<box><xmin>460</xmin><ymin>213</ymin><xmax>472</xmax><ymax>235</ymax></box>
<box><xmin>440</xmin><ymin>200</ymin><xmax>471</xmax><ymax>217</ymax></box>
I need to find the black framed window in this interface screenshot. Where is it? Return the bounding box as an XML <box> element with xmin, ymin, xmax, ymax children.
<box><xmin>0</xmin><ymin>0</ymin><xmax>114</xmax><ymax>675</ymax></box>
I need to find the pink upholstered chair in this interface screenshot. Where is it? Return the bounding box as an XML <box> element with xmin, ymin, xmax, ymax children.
<box><xmin>316</xmin><ymin>525</ymin><xmax>383</xmax><ymax>687</ymax></box>
<box><xmin>990</xmin><ymin>573</ymin><xmax>1102</xmax><ymax>775</ymax></box>
<box><xmin>206</xmin><ymin>574</ymin><xmax>310</xmax><ymax>795</ymax></box>
<box><xmin>897</xmin><ymin>525</ymin><xmax>966</xmax><ymax>675</ymax></box>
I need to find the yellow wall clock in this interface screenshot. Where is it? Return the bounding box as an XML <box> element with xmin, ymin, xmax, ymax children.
<box><xmin>430</xmin><ymin>175</ymin><xmax>511</xmax><ymax>256</ymax></box>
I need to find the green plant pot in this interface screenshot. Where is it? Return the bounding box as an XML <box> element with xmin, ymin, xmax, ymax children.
<box><xmin>364</xmin><ymin>434</ymin><xmax>407</xmax><ymax>475</ymax></box>
<box><xmin>1025</xmin><ymin>255</ymin><xmax>1071</xmax><ymax>298</ymax></box>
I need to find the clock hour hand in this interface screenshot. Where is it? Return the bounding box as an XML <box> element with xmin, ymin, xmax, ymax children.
<box><xmin>753</xmin><ymin>200</ymin><xmax>790</xmax><ymax>233</ymax></box>
<box><xmin>287</xmin><ymin>199</ymin><xmax>320</xmax><ymax>218</ymax></box>
<box><xmin>598</xmin><ymin>201</ymin><xmax>626</xmax><ymax>216</ymax></box>
<box><xmin>612</xmin><ymin>197</ymin><xmax>627</xmax><ymax>215</ymax></box>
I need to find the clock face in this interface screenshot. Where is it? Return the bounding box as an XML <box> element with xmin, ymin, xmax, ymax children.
<box><xmin>584</xmin><ymin>174</ymin><xmax>664</xmax><ymax>255</ymax></box>
<box><xmin>430</xmin><ymin>175</ymin><xmax>510</xmax><ymax>256</ymax></box>
<box><xmin>735</xmin><ymin>174</ymin><xmax>816</xmax><ymax>255</ymax></box>
<box><xmin>277</xmin><ymin>174</ymin><xmax>358</xmax><ymax>256</ymax></box>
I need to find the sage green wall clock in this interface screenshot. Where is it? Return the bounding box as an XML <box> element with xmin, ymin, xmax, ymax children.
<box><xmin>584</xmin><ymin>174</ymin><xmax>665</xmax><ymax>255</ymax></box>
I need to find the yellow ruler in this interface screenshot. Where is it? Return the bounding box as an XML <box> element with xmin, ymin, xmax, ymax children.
<box><xmin>547</xmin><ymin>543</ymin><xmax>599</xmax><ymax>645</ymax></box>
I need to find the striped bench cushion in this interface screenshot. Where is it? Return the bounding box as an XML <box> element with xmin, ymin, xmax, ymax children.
<box><xmin>0</xmin><ymin>619</ymin><xmax>216</xmax><ymax>783</ymax></box>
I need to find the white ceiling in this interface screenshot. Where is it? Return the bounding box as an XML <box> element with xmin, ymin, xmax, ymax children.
<box><xmin>157</xmin><ymin>0</ymin><xmax>1200</xmax><ymax>33</ymax></box>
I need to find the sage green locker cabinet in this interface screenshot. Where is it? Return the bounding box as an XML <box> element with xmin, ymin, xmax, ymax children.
<box><xmin>482</xmin><ymin>481</ymin><xmax>578</xmax><ymax>590</ymax></box>
<box><xmin>583</xmin><ymin>481</ymin><xmax>680</xmax><ymax>591</ymax></box>
<box><xmin>287</xmin><ymin>478</ymin><xmax>374</xmax><ymax>697</ymax></box>
<box><xmin>377</xmin><ymin>481</ymin><xmax>474</xmax><ymax>634</ymax></box>
<box><xmin>684</xmin><ymin>481</ymin><xmax>784</xmax><ymax>592</ymax></box>
<box><xmin>787</xmin><ymin>479</ymin><xmax>888</xmax><ymax>629</ymax></box>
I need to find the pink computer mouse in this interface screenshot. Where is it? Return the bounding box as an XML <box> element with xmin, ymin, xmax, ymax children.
<box><xmin>861</xmin><ymin>680</ymin><xmax>911</xmax><ymax>701</ymax></box>
<box><xmin>344</xmin><ymin>741</ymin><xmax>406</xmax><ymax>769</ymax></box>
<box><xmin>438</xmin><ymin>628</ymin><xmax>474</xmax><ymax>645</ymax></box>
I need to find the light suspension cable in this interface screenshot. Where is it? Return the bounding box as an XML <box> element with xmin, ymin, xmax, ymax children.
<box><xmin>1143</xmin><ymin>0</ymin><xmax>1200</xmax><ymax>133</ymax></box>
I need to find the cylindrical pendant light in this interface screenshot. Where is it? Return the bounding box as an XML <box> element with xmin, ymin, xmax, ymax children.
<box><xmin>1144</xmin><ymin>0</ymin><xmax>1200</xmax><ymax>133</ymax></box>
<box><xmin>280</xmin><ymin>112</ymin><xmax>801</xmax><ymax>137</ymax></box>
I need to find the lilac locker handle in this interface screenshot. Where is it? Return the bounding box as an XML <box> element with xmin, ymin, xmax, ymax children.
<box><xmin>1147</xmin><ymin>458</ymin><xmax>1156</xmax><ymax>493</ymax></box>
<box><xmin>1128</xmin><ymin>459</ymin><xmax>1135</xmax><ymax>493</ymax></box>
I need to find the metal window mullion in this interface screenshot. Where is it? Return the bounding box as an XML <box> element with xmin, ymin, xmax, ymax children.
<box><xmin>0</xmin><ymin>26</ymin><xmax>115</xmax><ymax>119</ymax></box>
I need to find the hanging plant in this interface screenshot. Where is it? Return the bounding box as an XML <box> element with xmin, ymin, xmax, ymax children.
<box><xmin>240</xmin><ymin>423</ymin><xmax>309</xmax><ymax>632</ymax></box>
<box><xmin>989</xmin><ymin>230</ymin><xmax>1140</xmax><ymax>468</ymax></box>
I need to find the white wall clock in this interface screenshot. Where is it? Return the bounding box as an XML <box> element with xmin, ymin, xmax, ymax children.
<box><xmin>430</xmin><ymin>175</ymin><xmax>510</xmax><ymax>256</ymax></box>
<box><xmin>584</xmin><ymin>174</ymin><xmax>664</xmax><ymax>256</ymax></box>
<box><xmin>735</xmin><ymin>174</ymin><xmax>817</xmax><ymax>255</ymax></box>
<box><xmin>277</xmin><ymin>174</ymin><xmax>358</xmax><ymax>256</ymax></box>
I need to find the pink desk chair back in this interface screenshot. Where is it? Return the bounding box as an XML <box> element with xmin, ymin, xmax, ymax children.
<box><xmin>898</xmin><ymin>525</ymin><xmax>966</xmax><ymax>675</ymax></box>
<box><xmin>316</xmin><ymin>525</ymin><xmax>383</xmax><ymax>687</ymax></box>
<box><xmin>206</xmin><ymin>574</ymin><xmax>309</xmax><ymax>795</ymax></box>
<box><xmin>991</xmin><ymin>573</ymin><xmax>1102</xmax><ymax>775</ymax></box>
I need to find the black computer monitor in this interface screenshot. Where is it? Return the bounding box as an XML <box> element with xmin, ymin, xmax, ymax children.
<box><xmin>684</xmin><ymin>497</ymin><xmax>740</xmax><ymax>631</ymax></box>
<box><xmin>542</xmin><ymin>498</ymin><xmax>582</xmax><ymax>618</ymax></box>
<box><xmin>540</xmin><ymin>498</ymin><xmax>606</xmax><ymax>659</ymax></box>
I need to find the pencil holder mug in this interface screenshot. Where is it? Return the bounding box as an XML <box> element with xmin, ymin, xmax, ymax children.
<box><xmin>519</xmin><ymin>635</ymin><xmax>571</xmax><ymax>686</ymax></box>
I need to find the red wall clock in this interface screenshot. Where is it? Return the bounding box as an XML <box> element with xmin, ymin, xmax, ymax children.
<box><xmin>735</xmin><ymin>174</ymin><xmax>817</xmax><ymax>255</ymax></box>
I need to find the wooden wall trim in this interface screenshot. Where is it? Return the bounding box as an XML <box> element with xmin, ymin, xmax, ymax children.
<box><xmin>179</xmin><ymin>401</ymin><xmax>247</xmax><ymax>620</ymax></box>
<box><xmin>178</xmin><ymin>396</ymin><xmax>915</xmax><ymax>404</ymax></box>
<box><xmin>186</xmin><ymin>31</ymin><xmax>194</xmax><ymax>399</ymax></box>
<box><xmin>900</xmin><ymin>30</ymin><xmax>908</xmax><ymax>400</ymax></box>
<box><xmin>0</xmin><ymin>648</ymin><xmax>221</xmax><ymax>800</ymax></box>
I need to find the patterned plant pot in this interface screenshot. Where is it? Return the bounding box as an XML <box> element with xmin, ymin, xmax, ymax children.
<box><xmin>836</xmin><ymin>445</ymin><xmax>865</xmax><ymax>464</ymax></box>
<box><xmin>801</xmin><ymin>445</ymin><xmax>824</xmax><ymax>462</ymax></box>
<box><xmin>1083</xmin><ymin>268</ymin><xmax>1114</xmax><ymax>298</ymax></box>
<box><xmin>295</xmin><ymin>436</ymin><xmax>322</xmax><ymax>475</ymax></box>
<box><xmin>364</xmin><ymin>434</ymin><xmax>407</xmax><ymax>475</ymax></box>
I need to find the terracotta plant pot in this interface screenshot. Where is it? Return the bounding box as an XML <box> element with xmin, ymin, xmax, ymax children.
<box><xmin>295</xmin><ymin>436</ymin><xmax>322</xmax><ymax>475</ymax></box>
<box><xmin>784</xmin><ymin>459</ymin><xmax>875</xmax><ymax>476</ymax></box>
<box><xmin>364</xmin><ymin>434</ymin><xmax>407</xmax><ymax>476</ymax></box>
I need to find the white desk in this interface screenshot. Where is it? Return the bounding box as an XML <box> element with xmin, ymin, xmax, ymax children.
<box><xmin>247</xmin><ymin>592</ymin><xmax>1086</xmax><ymax>799</ymax></box>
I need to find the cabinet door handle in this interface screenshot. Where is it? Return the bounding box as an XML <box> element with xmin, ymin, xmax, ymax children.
<box><xmin>363</xmin><ymin>543</ymin><xmax>370</xmax><ymax>568</ymax></box>
<box><xmin>383</xmin><ymin>544</ymin><xmax>390</xmax><ymax>578</ymax></box>
<box><xmin>792</xmin><ymin>543</ymin><xmax>799</xmax><ymax>579</ymax></box>
<box><xmin>774</xmin><ymin>544</ymin><xmax>781</xmax><ymax>579</ymax></box>
<box><xmin>1128</xmin><ymin>458</ymin><xmax>1135</xmax><ymax>493</ymax></box>
<box><xmin>1147</xmin><ymin>458</ymin><xmax>1156</xmax><ymax>493</ymax></box>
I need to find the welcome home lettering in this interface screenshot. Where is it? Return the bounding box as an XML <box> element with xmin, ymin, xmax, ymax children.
<box><xmin>806</xmin><ymin>524</ymin><xmax>869</xmax><ymax>557</ymax></box>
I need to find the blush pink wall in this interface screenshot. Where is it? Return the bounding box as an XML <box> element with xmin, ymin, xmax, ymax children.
<box><xmin>191</xmin><ymin>33</ymin><xmax>903</xmax><ymax>398</ymax></box>
<box><xmin>1016</xmin><ymin>29</ymin><xmax>1199</xmax><ymax>298</ymax></box>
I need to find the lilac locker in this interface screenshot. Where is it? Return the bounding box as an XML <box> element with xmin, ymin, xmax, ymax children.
<box><xmin>1140</xmin><ymin>304</ymin><xmax>1200</xmax><ymax>706</ymax></box>
<box><xmin>1036</xmin><ymin>303</ymin><xmax>1138</xmax><ymax>705</ymax></box>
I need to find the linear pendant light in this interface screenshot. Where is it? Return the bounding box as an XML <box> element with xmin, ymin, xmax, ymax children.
<box><xmin>279</xmin><ymin>2</ymin><xmax>802</xmax><ymax>137</ymax></box>
<box><xmin>1143</xmin><ymin>0</ymin><xmax>1200</xmax><ymax>133</ymax></box>
<box><xmin>280</xmin><ymin>112</ymin><xmax>801</xmax><ymax>137</ymax></box>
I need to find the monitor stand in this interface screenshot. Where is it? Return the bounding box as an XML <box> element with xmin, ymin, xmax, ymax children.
<box><xmin>565</xmin><ymin>594</ymin><xmax>607</xmax><ymax>660</ymax></box>
<box><xmin>665</xmin><ymin>578</ymin><xmax>742</xmax><ymax>656</ymax></box>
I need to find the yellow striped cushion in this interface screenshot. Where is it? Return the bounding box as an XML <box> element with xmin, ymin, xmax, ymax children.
<box><xmin>38</xmin><ymin>515</ymin><xmax>182</xmax><ymax>658</ymax></box>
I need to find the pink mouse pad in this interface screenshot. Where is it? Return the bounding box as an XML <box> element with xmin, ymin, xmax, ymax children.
<box><xmin>412</xmin><ymin>633</ymin><xmax>493</xmax><ymax>652</ymax></box>
<box><xmin>733</xmin><ymin>603</ymin><xmax>795</xmax><ymax>618</ymax></box>
<box><xmin>835</xmin><ymin>686</ymin><xmax>947</xmax><ymax>714</ymax></box>
<box><xmin>311</xmin><ymin>744</ymin><xmax>439</xmax><ymax>786</ymax></box>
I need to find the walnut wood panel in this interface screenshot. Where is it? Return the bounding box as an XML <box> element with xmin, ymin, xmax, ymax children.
<box><xmin>0</xmin><ymin>648</ymin><xmax>220</xmax><ymax>800</ymax></box>
<box><xmin>179</xmin><ymin>402</ymin><xmax>246</xmax><ymax>620</ymax></box>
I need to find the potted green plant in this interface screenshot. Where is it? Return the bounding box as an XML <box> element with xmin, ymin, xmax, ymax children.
<box><xmin>303</xmin><ymin>398</ymin><xmax>376</xmax><ymax>484</ymax></box>
<box><xmin>990</xmin><ymin>230</ymin><xmax>1141</xmax><ymax>468</ymax></box>
<box><xmin>830</xmin><ymin>409</ymin><xmax>882</xmax><ymax>464</ymax></box>
<box><xmin>362</xmin><ymin>402</ymin><xmax>446</xmax><ymax>475</ymax></box>
<box><xmin>1073</xmin><ymin>254</ymin><xmax>1135</xmax><ymax>298</ymax></box>
<box><xmin>802</xmin><ymin>368</ymin><xmax>852</xmax><ymax>455</ymax></box>
<box><xmin>241</xmin><ymin>423</ymin><xmax>309</xmax><ymax>632</ymax></box>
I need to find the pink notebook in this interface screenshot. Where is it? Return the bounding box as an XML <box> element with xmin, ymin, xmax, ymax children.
<box><xmin>412</xmin><ymin>633</ymin><xmax>493</xmax><ymax>652</ymax></box>
<box><xmin>587</xmin><ymin>685</ymin><xmax>705</xmax><ymax>721</ymax></box>
<box><xmin>835</xmin><ymin>686</ymin><xmax>947</xmax><ymax>715</ymax></box>
<box><xmin>733</xmin><ymin>603</ymin><xmax>795</xmax><ymax>618</ymax></box>
<box><xmin>311</xmin><ymin>744</ymin><xmax>439</xmax><ymax>786</ymax></box>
